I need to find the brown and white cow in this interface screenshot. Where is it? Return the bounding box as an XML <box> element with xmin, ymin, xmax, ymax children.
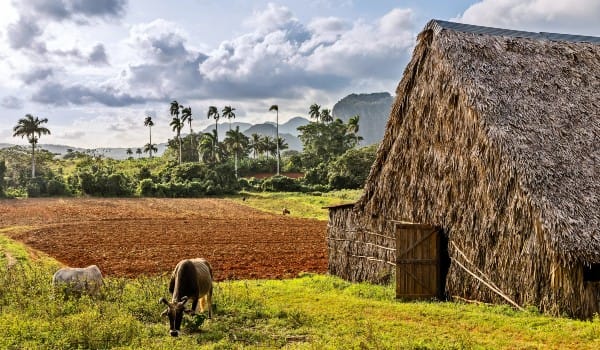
<box><xmin>160</xmin><ymin>258</ymin><xmax>213</xmax><ymax>337</ymax></box>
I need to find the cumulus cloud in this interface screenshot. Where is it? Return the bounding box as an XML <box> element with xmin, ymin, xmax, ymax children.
<box><xmin>32</xmin><ymin>82</ymin><xmax>148</xmax><ymax>107</ymax></box>
<box><xmin>19</xmin><ymin>67</ymin><xmax>54</xmax><ymax>84</ymax></box>
<box><xmin>88</xmin><ymin>43</ymin><xmax>109</xmax><ymax>65</ymax></box>
<box><xmin>17</xmin><ymin>0</ymin><xmax>126</xmax><ymax>22</ymax></box>
<box><xmin>6</xmin><ymin>17</ymin><xmax>42</xmax><ymax>49</ymax></box>
<box><xmin>197</xmin><ymin>5</ymin><xmax>415</xmax><ymax>99</ymax></box>
<box><xmin>1</xmin><ymin>95</ymin><xmax>24</xmax><ymax>109</ymax></box>
<box><xmin>455</xmin><ymin>0</ymin><xmax>600</xmax><ymax>35</ymax></box>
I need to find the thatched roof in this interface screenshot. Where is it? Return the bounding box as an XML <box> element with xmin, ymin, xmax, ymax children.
<box><xmin>361</xmin><ymin>20</ymin><xmax>600</xmax><ymax>264</ymax></box>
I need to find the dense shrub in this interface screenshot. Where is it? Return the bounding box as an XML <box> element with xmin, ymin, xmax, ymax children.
<box><xmin>46</xmin><ymin>178</ymin><xmax>70</xmax><ymax>196</ymax></box>
<box><xmin>261</xmin><ymin>176</ymin><xmax>302</xmax><ymax>192</ymax></box>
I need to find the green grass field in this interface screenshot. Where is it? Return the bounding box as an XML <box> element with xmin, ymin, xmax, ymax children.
<box><xmin>1</xmin><ymin>193</ymin><xmax>599</xmax><ymax>349</ymax></box>
<box><xmin>228</xmin><ymin>189</ymin><xmax>362</xmax><ymax>220</ymax></box>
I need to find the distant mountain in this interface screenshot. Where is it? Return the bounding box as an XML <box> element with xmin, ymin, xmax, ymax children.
<box><xmin>200</xmin><ymin>118</ymin><xmax>309</xmax><ymax>151</ymax></box>
<box><xmin>332</xmin><ymin>92</ymin><xmax>393</xmax><ymax>145</ymax></box>
<box><xmin>0</xmin><ymin>143</ymin><xmax>167</xmax><ymax>160</ymax></box>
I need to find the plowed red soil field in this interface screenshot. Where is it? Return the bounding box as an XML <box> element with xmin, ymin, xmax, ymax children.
<box><xmin>0</xmin><ymin>198</ymin><xmax>328</xmax><ymax>280</ymax></box>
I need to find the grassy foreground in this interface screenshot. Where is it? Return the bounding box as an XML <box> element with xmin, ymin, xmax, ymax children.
<box><xmin>1</xmin><ymin>235</ymin><xmax>599</xmax><ymax>349</ymax></box>
<box><xmin>228</xmin><ymin>189</ymin><xmax>362</xmax><ymax>220</ymax></box>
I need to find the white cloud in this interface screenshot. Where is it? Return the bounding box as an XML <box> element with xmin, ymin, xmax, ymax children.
<box><xmin>454</xmin><ymin>0</ymin><xmax>600</xmax><ymax>35</ymax></box>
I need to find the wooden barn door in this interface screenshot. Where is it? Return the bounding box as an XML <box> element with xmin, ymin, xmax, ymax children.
<box><xmin>395</xmin><ymin>223</ymin><xmax>442</xmax><ymax>299</ymax></box>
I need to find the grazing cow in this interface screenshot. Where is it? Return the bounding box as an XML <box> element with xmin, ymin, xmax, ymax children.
<box><xmin>52</xmin><ymin>265</ymin><xmax>104</xmax><ymax>297</ymax></box>
<box><xmin>283</xmin><ymin>208</ymin><xmax>290</xmax><ymax>215</ymax></box>
<box><xmin>160</xmin><ymin>258</ymin><xmax>213</xmax><ymax>337</ymax></box>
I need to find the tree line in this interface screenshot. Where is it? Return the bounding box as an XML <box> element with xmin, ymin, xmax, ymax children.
<box><xmin>1</xmin><ymin>101</ymin><xmax>375</xmax><ymax>198</ymax></box>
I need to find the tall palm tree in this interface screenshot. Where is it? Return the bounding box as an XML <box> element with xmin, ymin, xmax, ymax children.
<box><xmin>249</xmin><ymin>133</ymin><xmax>261</xmax><ymax>159</ymax></box>
<box><xmin>143</xmin><ymin>143</ymin><xmax>158</xmax><ymax>156</ymax></box>
<box><xmin>136</xmin><ymin>148</ymin><xmax>142</xmax><ymax>158</ymax></box>
<box><xmin>170</xmin><ymin>116</ymin><xmax>184</xmax><ymax>164</ymax></box>
<box><xmin>180</xmin><ymin>106</ymin><xmax>194</xmax><ymax>152</ymax></box>
<box><xmin>126</xmin><ymin>148</ymin><xmax>133</xmax><ymax>158</ymax></box>
<box><xmin>170</xmin><ymin>100</ymin><xmax>184</xmax><ymax>164</ymax></box>
<box><xmin>347</xmin><ymin>114</ymin><xmax>361</xmax><ymax>146</ymax></box>
<box><xmin>224</xmin><ymin>126</ymin><xmax>249</xmax><ymax>178</ymax></box>
<box><xmin>268</xmin><ymin>104</ymin><xmax>280</xmax><ymax>175</ymax></box>
<box><xmin>144</xmin><ymin>112</ymin><xmax>155</xmax><ymax>158</ymax></box>
<box><xmin>320</xmin><ymin>108</ymin><xmax>333</xmax><ymax>123</ymax></box>
<box><xmin>12</xmin><ymin>114</ymin><xmax>51</xmax><ymax>177</ymax></box>
<box><xmin>207</xmin><ymin>106</ymin><xmax>220</xmax><ymax>143</ymax></box>
<box><xmin>260</xmin><ymin>135</ymin><xmax>272</xmax><ymax>159</ymax></box>
<box><xmin>222</xmin><ymin>105</ymin><xmax>236</xmax><ymax>130</ymax></box>
<box><xmin>309</xmin><ymin>103</ymin><xmax>321</xmax><ymax>123</ymax></box>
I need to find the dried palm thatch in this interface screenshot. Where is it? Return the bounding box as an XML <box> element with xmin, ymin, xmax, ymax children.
<box><xmin>328</xmin><ymin>20</ymin><xmax>600</xmax><ymax>318</ymax></box>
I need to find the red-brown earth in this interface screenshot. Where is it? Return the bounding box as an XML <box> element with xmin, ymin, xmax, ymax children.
<box><xmin>0</xmin><ymin>198</ymin><xmax>327</xmax><ymax>280</ymax></box>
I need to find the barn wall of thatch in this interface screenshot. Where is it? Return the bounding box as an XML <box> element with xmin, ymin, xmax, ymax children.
<box><xmin>347</xmin><ymin>28</ymin><xmax>600</xmax><ymax>318</ymax></box>
<box><xmin>327</xmin><ymin>205</ymin><xmax>396</xmax><ymax>284</ymax></box>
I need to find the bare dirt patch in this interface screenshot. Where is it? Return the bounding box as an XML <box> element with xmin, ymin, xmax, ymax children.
<box><xmin>0</xmin><ymin>198</ymin><xmax>327</xmax><ymax>280</ymax></box>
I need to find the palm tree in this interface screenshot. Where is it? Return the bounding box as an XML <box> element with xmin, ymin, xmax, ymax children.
<box><xmin>136</xmin><ymin>148</ymin><xmax>142</xmax><ymax>158</ymax></box>
<box><xmin>170</xmin><ymin>100</ymin><xmax>184</xmax><ymax>164</ymax></box>
<box><xmin>224</xmin><ymin>126</ymin><xmax>249</xmax><ymax>178</ymax></box>
<box><xmin>126</xmin><ymin>148</ymin><xmax>133</xmax><ymax>159</ymax></box>
<box><xmin>249</xmin><ymin>133</ymin><xmax>261</xmax><ymax>159</ymax></box>
<box><xmin>198</xmin><ymin>130</ymin><xmax>219</xmax><ymax>164</ymax></box>
<box><xmin>222</xmin><ymin>106</ymin><xmax>236</xmax><ymax>130</ymax></box>
<box><xmin>144</xmin><ymin>112</ymin><xmax>155</xmax><ymax>158</ymax></box>
<box><xmin>309</xmin><ymin>103</ymin><xmax>321</xmax><ymax>123</ymax></box>
<box><xmin>181</xmin><ymin>106</ymin><xmax>193</xmax><ymax>134</ymax></box>
<box><xmin>260</xmin><ymin>135</ymin><xmax>272</xmax><ymax>159</ymax></box>
<box><xmin>12</xmin><ymin>114</ymin><xmax>51</xmax><ymax>178</ymax></box>
<box><xmin>276</xmin><ymin>136</ymin><xmax>289</xmax><ymax>154</ymax></box>
<box><xmin>207</xmin><ymin>106</ymin><xmax>220</xmax><ymax>143</ymax></box>
<box><xmin>320</xmin><ymin>108</ymin><xmax>333</xmax><ymax>123</ymax></box>
<box><xmin>180</xmin><ymin>106</ymin><xmax>193</xmax><ymax>152</ymax></box>
<box><xmin>143</xmin><ymin>143</ymin><xmax>158</xmax><ymax>156</ymax></box>
<box><xmin>268</xmin><ymin>104</ymin><xmax>280</xmax><ymax>175</ymax></box>
<box><xmin>347</xmin><ymin>114</ymin><xmax>362</xmax><ymax>146</ymax></box>
<box><xmin>170</xmin><ymin>116</ymin><xmax>184</xmax><ymax>165</ymax></box>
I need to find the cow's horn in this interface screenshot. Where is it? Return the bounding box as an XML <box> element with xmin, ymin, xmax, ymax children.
<box><xmin>159</xmin><ymin>297</ymin><xmax>169</xmax><ymax>305</ymax></box>
<box><xmin>179</xmin><ymin>296</ymin><xmax>188</xmax><ymax>303</ymax></box>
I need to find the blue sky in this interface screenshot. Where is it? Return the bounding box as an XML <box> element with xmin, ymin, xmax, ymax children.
<box><xmin>1</xmin><ymin>0</ymin><xmax>599</xmax><ymax>148</ymax></box>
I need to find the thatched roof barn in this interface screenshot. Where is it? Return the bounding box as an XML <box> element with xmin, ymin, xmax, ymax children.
<box><xmin>327</xmin><ymin>20</ymin><xmax>600</xmax><ymax>318</ymax></box>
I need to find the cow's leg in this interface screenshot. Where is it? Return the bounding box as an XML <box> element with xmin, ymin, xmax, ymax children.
<box><xmin>190</xmin><ymin>297</ymin><xmax>199</xmax><ymax>315</ymax></box>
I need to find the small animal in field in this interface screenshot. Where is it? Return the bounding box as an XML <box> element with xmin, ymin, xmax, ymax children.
<box><xmin>283</xmin><ymin>208</ymin><xmax>290</xmax><ymax>215</ymax></box>
<box><xmin>52</xmin><ymin>265</ymin><xmax>104</xmax><ymax>297</ymax></box>
<box><xmin>160</xmin><ymin>258</ymin><xmax>213</xmax><ymax>337</ymax></box>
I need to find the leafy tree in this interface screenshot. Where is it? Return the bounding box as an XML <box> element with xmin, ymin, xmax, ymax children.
<box><xmin>223</xmin><ymin>126</ymin><xmax>249</xmax><ymax>178</ymax></box>
<box><xmin>126</xmin><ymin>148</ymin><xmax>133</xmax><ymax>157</ymax></box>
<box><xmin>12</xmin><ymin>114</ymin><xmax>51</xmax><ymax>178</ymax></box>
<box><xmin>222</xmin><ymin>105</ymin><xmax>236</xmax><ymax>130</ymax></box>
<box><xmin>268</xmin><ymin>104</ymin><xmax>280</xmax><ymax>175</ymax></box>
<box><xmin>144</xmin><ymin>112</ymin><xmax>155</xmax><ymax>158</ymax></box>
<box><xmin>309</xmin><ymin>103</ymin><xmax>321</xmax><ymax>123</ymax></box>
<box><xmin>327</xmin><ymin>144</ymin><xmax>377</xmax><ymax>189</ymax></box>
<box><xmin>207</xmin><ymin>106</ymin><xmax>220</xmax><ymax>143</ymax></box>
<box><xmin>170</xmin><ymin>101</ymin><xmax>184</xmax><ymax>165</ymax></box>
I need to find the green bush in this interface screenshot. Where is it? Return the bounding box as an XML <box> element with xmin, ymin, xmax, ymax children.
<box><xmin>46</xmin><ymin>179</ymin><xmax>70</xmax><ymax>196</ymax></box>
<box><xmin>261</xmin><ymin>176</ymin><xmax>302</xmax><ymax>192</ymax></box>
